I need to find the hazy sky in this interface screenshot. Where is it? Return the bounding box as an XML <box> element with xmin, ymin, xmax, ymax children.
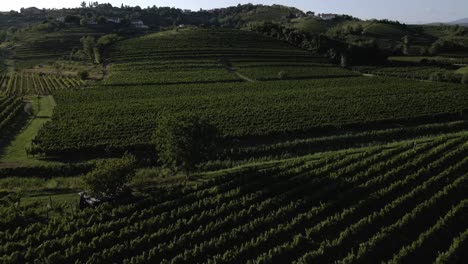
<box><xmin>2</xmin><ymin>0</ymin><xmax>467</xmax><ymax>24</ymax></box>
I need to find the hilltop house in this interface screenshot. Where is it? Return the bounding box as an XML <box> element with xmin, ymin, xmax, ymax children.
<box><xmin>131</xmin><ymin>20</ymin><xmax>149</xmax><ymax>29</ymax></box>
<box><xmin>319</xmin><ymin>13</ymin><xmax>337</xmax><ymax>20</ymax></box>
<box><xmin>106</xmin><ymin>17</ymin><xmax>121</xmax><ymax>23</ymax></box>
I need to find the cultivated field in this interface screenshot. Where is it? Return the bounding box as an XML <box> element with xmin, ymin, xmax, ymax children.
<box><xmin>0</xmin><ymin>21</ymin><xmax>467</xmax><ymax>264</ymax></box>
<box><xmin>0</xmin><ymin>73</ymin><xmax>83</xmax><ymax>95</ymax></box>
<box><xmin>0</xmin><ymin>96</ymin><xmax>23</xmax><ymax>138</ymax></box>
<box><xmin>1</xmin><ymin>132</ymin><xmax>467</xmax><ymax>263</ymax></box>
<box><xmin>30</xmin><ymin>29</ymin><xmax>468</xmax><ymax>157</ymax></box>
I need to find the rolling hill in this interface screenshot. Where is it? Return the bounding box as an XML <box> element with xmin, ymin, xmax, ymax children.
<box><xmin>449</xmin><ymin>17</ymin><xmax>468</xmax><ymax>26</ymax></box>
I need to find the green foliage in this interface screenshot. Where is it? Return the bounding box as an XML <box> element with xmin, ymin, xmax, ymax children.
<box><xmin>96</xmin><ymin>34</ymin><xmax>121</xmax><ymax>49</ymax></box>
<box><xmin>1</xmin><ymin>133</ymin><xmax>468</xmax><ymax>262</ymax></box>
<box><xmin>0</xmin><ymin>73</ymin><xmax>84</xmax><ymax>95</ymax></box>
<box><xmin>277</xmin><ymin>71</ymin><xmax>288</xmax><ymax>80</ymax></box>
<box><xmin>80</xmin><ymin>36</ymin><xmax>95</xmax><ymax>60</ymax></box>
<box><xmin>30</xmin><ymin>29</ymin><xmax>468</xmax><ymax>157</ymax></box>
<box><xmin>83</xmin><ymin>153</ymin><xmax>136</xmax><ymax>197</ymax></box>
<box><xmin>153</xmin><ymin>115</ymin><xmax>219</xmax><ymax>177</ymax></box>
<box><xmin>80</xmin><ymin>18</ymin><xmax>88</xmax><ymax>26</ymax></box>
<box><xmin>0</xmin><ymin>97</ymin><xmax>23</xmax><ymax>136</ymax></box>
<box><xmin>64</xmin><ymin>15</ymin><xmax>81</xmax><ymax>25</ymax></box>
<box><xmin>93</xmin><ymin>47</ymin><xmax>101</xmax><ymax>64</ymax></box>
<box><xmin>361</xmin><ymin>66</ymin><xmax>463</xmax><ymax>84</ymax></box>
<box><xmin>77</xmin><ymin>70</ymin><xmax>89</xmax><ymax>80</ymax></box>
<box><xmin>97</xmin><ymin>16</ymin><xmax>107</xmax><ymax>24</ymax></box>
<box><xmin>430</xmin><ymin>38</ymin><xmax>468</xmax><ymax>55</ymax></box>
<box><xmin>462</xmin><ymin>73</ymin><xmax>468</xmax><ymax>85</ymax></box>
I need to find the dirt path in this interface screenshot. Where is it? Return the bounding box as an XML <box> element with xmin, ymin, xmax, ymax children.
<box><xmin>219</xmin><ymin>58</ymin><xmax>256</xmax><ymax>83</ymax></box>
<box><xmin>234</xmin><ymin>71</ymin><xmax>256</xmax><ymax>82</ymax></box>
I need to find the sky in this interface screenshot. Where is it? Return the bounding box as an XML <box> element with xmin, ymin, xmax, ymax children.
<box><xmin>2</xmin><ymin>0</ymin><xmax>467</xmax><ymax>24</ymax></box>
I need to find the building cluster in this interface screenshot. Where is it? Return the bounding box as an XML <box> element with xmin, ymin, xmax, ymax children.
<box><xmin>305</xmin><ymin>12</ymin><xmax>338</xmax><ymax>20</ymax></box>
<box><xmin>55</xmin><ymin>16</ymin><xmax>149</xmax><ymax>29</ymax></box>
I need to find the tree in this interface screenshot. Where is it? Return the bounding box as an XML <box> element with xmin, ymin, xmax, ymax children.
<box><xmin>402</xmin><ymin>35</ymin><xmax>410</xmax><ymax>55</ymax></box>
<box><xmin>93</xmin><ymin>47</ymin><xmax>101</xmax><ymax>64</ymax></box>
<box><xmin>64</xmin><ymin>15</ymin><xmax>81</xmax><ymax>24</ymax></box>
<box><xmin>80</xmin><ymin>18</ymin><xmax>88</xmax><ymax>26</ymax></box>
<box><xmin>80</xmin><ymin>1</ymin><xmax>87</xmax><ymax>8</ymax></box>
<box><xmin>80</xmin><ymin>36</ymin><xmax>95</xmax><ymax>60</ymax></box>
<box><xmin>97</xmin><ymin>16</ymin><xmax>107</xmax><ymax>24</ymax></box>
<box><xmin>83</xmin><ymin>153</ymin><xmax>136</xmax><ymax>198</ymax></box>
<box><xmin>278</xmin><ymin>71</ymin><xmax>288</xmax><ymax>80</ymax></box>
<box><xmin>153</xmin><ymin>115</ymin><xmax>219</xmax><ymax>179</ymax></box>
<box><xmin>96</xmin><ymin>34</ymin><xmax>121</xmax><ymax>48</ymax></box>
<box><xmin>462</xmin><ymin>73</ymin><xmax>468</xmax><ymax>85</ymax></box>
<box><xmin>78</xmin><ymin>70</ymin><xmax>89</xmax><ymax>80</ymax></box>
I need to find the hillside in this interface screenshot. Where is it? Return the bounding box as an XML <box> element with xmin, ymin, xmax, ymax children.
<box><xmin>1</xmin><ymin>131</ymin><xmax>468</xmax><ymax>263</ymax></box>
<box><xmin>0</xmin><ymin>4</ymin><xmax>467</xmax><ymax>264</ymax></box>
<box><xmin>30</xmin><ymin>28</ymin><xmax>468</xmax><ymax>158</ymax></box>
<box><xmin>450</xmin><ymin>17</ymin><xmax>468</xmax><ymax>25</ymax></box>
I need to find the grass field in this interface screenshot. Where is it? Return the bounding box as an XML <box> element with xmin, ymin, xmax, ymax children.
<box><xmin>455</xmin><ymin>66</ymin><xmax>468</xmax><ymax>75</ymax></box>
<box><xmin>0</xmin><ymin>95</ymin><xmax>57</xmax><ymax>166</ymax></box>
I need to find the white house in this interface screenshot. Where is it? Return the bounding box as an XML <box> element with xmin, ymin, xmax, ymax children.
<box><xmin>131</xmin><ymin>20</ymin><xmax>149</xmax><ymax>29</ymax></box>
<box><xmin>320</xmin><ymin>13</ymin><xmax>337</xmax><ymax>20</ymax></box>
<box><xmin>106</xmin><ymin>17</ymin><xmax>121</xmax><ymax>23</ymax></box>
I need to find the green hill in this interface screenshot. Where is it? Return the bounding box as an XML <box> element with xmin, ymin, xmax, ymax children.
<box><xmin>30</xmin><ymin>28</ymin><xmax>468</xmax><ymax>157</ymax></box>
<box><xmin>220</xmin><ymin>4</ymin><xmax>304</xmax><ymax>24</ymax></box>
<box><xmin>290</xmin><ymin>17</ymin><xmax>330</xmax><ymax>34</ymax></box>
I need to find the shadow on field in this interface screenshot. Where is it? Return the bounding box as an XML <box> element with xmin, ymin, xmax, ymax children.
<box><xmin>99</xmin><ymin>79</ymin><xmax>244</xmax><ymax>87</ymax></box>
<box><xmin>0</xmin><ymin>110</ymin><xmax>30</xmax><ymax>159</ymax></box>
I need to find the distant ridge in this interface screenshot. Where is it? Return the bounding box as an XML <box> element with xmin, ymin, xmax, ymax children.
<box><xmin>449</xmin><ymin>17</ymin><xmax>468</xmax><ymax>25</ymax></box>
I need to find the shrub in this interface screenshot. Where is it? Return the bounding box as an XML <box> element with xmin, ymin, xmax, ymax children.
<box><xmin>278</xmin><ymin>71</ymin><xmax>288</xmax><ymax>80</ymax></box>
<box><xmin>83</xmin><ymin>153</ymin><xmax>136</xmax><ymax>197</ymax></box>
<box><xmin>462</xmin><ymin>74</ymin><xmax>468</xmax><ymax>85</ymax></box>
<box><xmin>78</xmin><ymin>70</ymin><xmax>89</xmax><ymax>80</ymax></box>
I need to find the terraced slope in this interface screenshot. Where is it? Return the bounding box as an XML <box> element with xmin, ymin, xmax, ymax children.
<box><xmin>31</xmin><ymin>28</ymin><xmax>468</xmax><ymax>157</ymax></box>
<box><xmin>0</xmin><ymin>73</ymin><xmax>83</xmax><ymax>95</ymax></box>
<box><xmin>0</xmin><ymin>97</ymin><xmax>23</xmax><ymax>139</ymax></box>
<box><xmin>1</xmin><ymin>132</ymin><xmax>467</xmax><ymax>263</ymax></box>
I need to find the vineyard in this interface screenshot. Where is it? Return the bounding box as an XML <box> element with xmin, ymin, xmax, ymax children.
<box><xmin>1</xmin><ymin>132</ymin><xmax>467</xmax><ymax>263</ymax></box>
<box><xmin>358</xmin><ymin>66</ymin><xmax>465</xmax><ymax>83</ymax></box>
<box><xmin>236</xmin><ymin>64</ymin><xmax>359</xmax><ymax>80</ymax></box>
<box><xmin>32</xmin><ymin>75</ymin><xmax>468</xmax><ymax>156</ymax></box>
<box><xmin>0</xmin><ymin>73</ymin><xmax>83</xmax><ymax>96</ymax></box>
<box><xmin>0</xmin><ymin>96</ymin><xmax>23</xmax><ymax>139</ymax></box>
<box><xmin>30</xmin><ymin>28</ymin><xmax>468</xmax><ymax>157</ymax></box>
<box><xmin>0</xmin><ymin>6</ymin><xmax>467</xmax><ymax>264</ymax></box>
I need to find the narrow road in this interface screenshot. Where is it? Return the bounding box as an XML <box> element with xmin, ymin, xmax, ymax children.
<box><xmin>220</xmin><ymin>58</ymin><xmax>256</xmax><ymax>83</ymax></box>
